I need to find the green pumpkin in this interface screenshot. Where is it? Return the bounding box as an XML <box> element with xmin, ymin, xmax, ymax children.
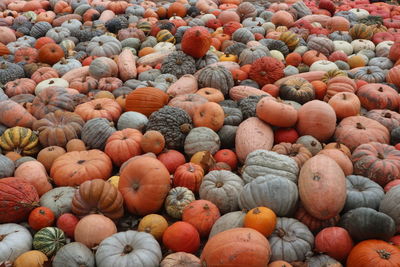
<box><xmin>33</xmin><ymin>227</ymin><xmax>67</xmax><ymax>257</ymax></box>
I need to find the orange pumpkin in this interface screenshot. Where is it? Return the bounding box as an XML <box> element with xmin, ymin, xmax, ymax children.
<box><xmin>167</xmin><ymin>2</ymin><xmax>187</xmax><ymax>17</ymax></box>
<box><xmin>182</xmin><ymin>200</ymin><xmax>220</xmax><ymax>237</ymax></box>
<box><xmin>347</xmin><ymin>240</ymin><xmax>400</xmax><ymax>267</ymax></box>
<box><xmin>37</xmin><ymin>146</ymin><xmax>66</xmax><ymax>173</ymax></box>
<box><xmin>66</xmin><ymin>139</ymin><xmax>86</xmax><ymax>152</ymax></box>
<box><xmin>244</xmin><ymin>207</ymin><xmax>277</xmax><ymax>237</ymax></box>
<box><xmin>192</xmin><ymin>102</ymin><xmax>225</xmax><ymax>131</ymax></box>
<box><xmin>318</xmin><ymin>149</ymin><xmax>353</xmax><ymax>176</ymax></box>
<box><xmin>105</xmin><ymin>129</ymin><xmax>143</xmax><ymax>166</ymax></box>
<box><xmin>75</xmin><ymin>98</ymin><xmax>122</xmax><ymax>122</ymax></box>
<box><xmin>125</xmin><ymin>87</ymin><xmax>169</xmax><ymax>117</ymax></box>
<box><xmin>256</xmin><ymin>97</ymin><xmax>298</xmax><ymax>127</ymax></box>
<box><xmin>173</xmin><ymin>163</ymin><xmax>204</xmax><ymax>193</ymax></box>
<box><xmin>14</xmin><ymin>161</ymin><xmax>53</xmax><ymax>196</ymax></box>
<box><xmin>162</xmin><ymin>221</ymin><xmax>200</xmax><ymax>253</ymax></box>
<box><xmin>196</xmin><ymin>88</ymin><xmax>225</xmax><ymax>103</ymax></box>
<box><xmin>328</xmin><ymin>92</ymin><xmax>361</xmax><ymax>120</ymax></box>
<box><xmin>140</xmin><ymin>130</ymin><xmax>165</xmax><ymax>154</ymax></box>
<box><xmin>38</xmin><ymin>43</ymin><xmax>65</xmax><ymax>65</ymax></box>
<box><xmin>119</xmin><ymin>156</ymin><xmax>171</xmax><ymax>215</ymax></box>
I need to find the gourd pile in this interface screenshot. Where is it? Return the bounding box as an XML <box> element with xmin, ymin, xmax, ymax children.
<box><xmin>1</xmin><ymin>0</ymin><xmax>400</xmax><ymax>266</ymax></box>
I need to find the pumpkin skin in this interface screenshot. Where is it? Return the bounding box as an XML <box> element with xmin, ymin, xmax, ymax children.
<box><xmin>0</xmin><ymin>99</ymin><xmax>37</xmax><ymax>129</ymax></box>
<box><xmin>37</xmin><ymin>146</ymin><xmax>66</xmax><ymax>173</ymax></box>
<box><xmin>28</xmin><ymin>207</ymin><xmax>55</xmax><ymax>231</ymax></box>
<box><xmin>244</xmin><ymin>207</ymin><xmax>277</xmax><ymax>237</ymax></box>
<box><xmin>14</xmin><ymin>160</ymin><xmax>53</xmax><ymax>196</ymax></box>
<box><xmin>71</xmin><ymin>179</ymin><xmax>124</xmax><ymax>220</ymax></box>
<box><xmin>160</xmin><ymin>252</ymin><xmax>201</xmax><ymax>267</ymax></box>
<box><xmin>182</xmin><ymin>200</ymin><xmax>221</xmax><ymax>237</ymax></box>
<box><xmin>0</xmin><ymin>223</ymin><xmax>33</xmax><ymax>262</ymax></box>
<box><xmin>357</xmin><ymin>83</ymin><xmax>399</xmax><ymax>111</ymax></box>
<box><xmin>125</xmin><ymin>87</ymin><xmax>169</xmax><ymax>117</ymax></box>
<box><xmin>256</xmin><ymin>97</ymin><xmax>298</xmax><ymax>127</ymax></box>
<box><xmin>140</xmin><ymin>130</ymin><xmax>165</xmax><ymax>154</ymax></box>
<box><xmin>352</xmin><ymin>142</ymin><xmax>400</xmax><ymax>187</ymax></box>
<box><xmin>56</xmin><ymin>213</ymin><xmax>79</xmax><ymax>238</ymax></box>
<box><xmin>165</xmin><ymin>187</ymin><xmax>195</xmax><ymax>219</ymax></box>
<box><xmin>173</xmin><ymin>163</ymin><xmax>204</xmax><ymax>193</ymax></box>
<box><xmin>75</xmin><ymin>98</ymin><xmax>122</xmax><ymax>122</ymax></box>
<box><xmin>296</xmin><ymin>100</ymin><xmax>337</xmax><ymax>142</ymax></box>
<box><xmin>158</xmin><ymin>149</ymin><xmax>186</xmax><ymax>174</ymax></box>
<box><xmin>0</xmin><ymin>126</ymin><xmax>39</xmax><ymax>156</ymax></box>
<box><xmin>380</xmin><ymin>185</ymin><xmax>400</xmax><ymax>233</ymax></box>
<box><xmin>119</xmin><ymin>156</ymin><xmax>171</xmax><ymax>215</ymax></box>
<box><xmin>334</xmin><ymin>116</ymin><xmax>390</xmax><ymax>151</ymax></box>
<box><xmin>0</xmin><ymin>177</ymin><xmax>39</xmax><ymax>223</ymax></box>
<box><xmin>13</xmin><ymin>250</ymin><xmax>49</xmax><ymax>267</ymax></box>
<box><xmin>347</xmin><ymin>240</ymin><xmax>400</xmax><ymax>267</ymax></box>
<box><xmin>104</xmin><ymin>128</ymin><xmax>143</xmax><ymax>166</ymax></box>
<box><xmin>279</xmin><ymin>77</ymin><xmax>315</xmax><ymax>105</ymax></box>
<box><xmin>201</xmin><ymin>228</ymin><xmax>271</xmax><ymax>267</ymax></box>
<box><xmin>318</xmin><ymin>149</ymin><xmax>353</xmax><ymax>176</ymax></box>
<box><xmin>53</xmin><ymin>242</ymin><xmax>95</xmax><ymax>267</ymax></box>
<box><xmin>315</xmin><ymin>227</ymin><xmax>354</xmax><ymax>261</ymax></box>
<box><xmin>249</xmin><ymin>56</ymin><xmax>285</xmax><ymax>86</ymax></box>
<box><xmin>299</xmin><ymin>154</ymin><xmax>346</xmax><ymax>220</ymax></box>
<box><xmin>38</xmin><ymin>43</ymin><xmax>65</xmax><ymax>65</ymax></box>
<box><xmin>138</xmin><ymin>214</ymin><xmax>168</xmax><ymax>241</ymax></box>
<box><xmin>50</xmin><ymin>150</ymin><xmax>113</xmax><ymax>186</ymax></box>
<box><xmin>272</xmin><ymin>143</ymin><xmax>312</xmax><ymax>168</ymax></box>
<box><xmin>181</xmin><ymin>26</ymin><xmax>211</xmax><ymax>58</ymax></box>
<box><xmin>32</xmin><ymin>227</ymin><xmax>66</xmax><ymax>257</ymax></box>
<box><xmin>74</xmin><ymin>214</ymin><xmax>117</xmax><ymax>249</ymax></box>
<box><xmin>162</xmin><ymin>222</ymin><xmax>200</xmax><ymax>253</ymax></box>
<box><xmin>339</xmin><ymin>207</ymin><xmax>396</xmax><ymax>242</ymax></box>
<box><xmin>192</xmin><ymin>102</ymin><xmax>225</xmax><ymax>131</ymax></box>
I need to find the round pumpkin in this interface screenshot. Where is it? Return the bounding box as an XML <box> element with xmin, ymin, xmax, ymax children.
<box><xmin>315</xmin><ymin>227</ymin><xmax>354</xmax><ymax>261</ymax></box>
<box><xmin>182</xmin><ymin>200</ymin><xmax>220</xmax><ymax>237</ymax></box>
<box><xmin>28</xmin><ymin>207</ymin><xmax>55</xmax><ymax>231</ymax></box>
<box><xmin>244</xmin><ymin>207</ymin><xmax>277</xmax><ymax>237</ymax></box>
<box><xmin>347</xmin><ymin>240</ymin><xmax>400</xmax><ymax>267</ymax></box>
<box><xmin>162</xmin><ymin>222</ymin><xmax>200</xmax><ymax>253</ymax></box>
<box><xmin>138</xmin><ymin>214</ymin><xmax>168</xmax><ymax>241</ymax></box>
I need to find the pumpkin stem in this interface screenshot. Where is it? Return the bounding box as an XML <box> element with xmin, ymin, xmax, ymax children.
<box><xmin>384</xmin><ymin>112</ymin><xmax>392</xmax><ymax>118</ymax></box>
<box><xmin>342</xmin><ymin>93</ymin><xmax>347</xmax><ymax>100</ymax></box>
<box><xmin>313</xmin><ymin>175</ymin><xmax>321</xmax><ymax>181</ymax></box>
<box><xmin>356</xmin><ymin>122</ymin><xmax>366</xmax><ymax>130</ymax></box>
<box><xmin>94</xmin><ymin>103</ymin><xmax>103</xmax><ymax>110</ymax></box>
<box><xmin>215</xmin><ymin>181</ymin><xmax>223</xmax><ymax>188</ymax></box>
<box><xmin>376</xmin><ymin>249</ymin><xmax>391</xmax><ymax>260</ymax></box>
<box><xmin>377</xmin><ymin>153</ymin><xmax>385</xmax><ymax>159</ymax></box>
<box><xmin>378</xmin><ymin>87</ymin><xmax>383</xmax><ymax>92</ymax></box>
<box><xmin>122</xmin><ymin>245</ymin><xmax>133</xmax><ymax>255</ymax></box>
<box><xmin>77</xmin><ymin>160</ymin><xmax>85</xmax><ymax>164</ymax></box>
<box><xmin>253</xmin><ymin>207</ymin><xmax>261</xmax><ymax>214</ymax></box>
<box><xmin>203</xmin><ymin>204</ymin><xmax>210</xmax><ymax>210</ymax></box>
<box><xmin>188</xmin><ymin>164</ymin><xmax>195</xmax><ymax>173</ymax></box>
<box><xmin>0</xmin><ymin>235</ymin><xmax>5</xmax><ymax>242</ymax></box>
<box><xmin>132</xmin><ymin>182</ymin><xmax>140</xmax><ymax>191</ymax></box>
<box><xmin>180</xmin><ymin>123</ymin><xmax>192</xmax><ymax>134</ymax></box>
<box><xmin>276</xmin><ymin>228</ymin><xmax>286</xmax><ymax>238</ymax></box>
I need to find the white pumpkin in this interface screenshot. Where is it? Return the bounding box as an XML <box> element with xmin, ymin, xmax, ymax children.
<box><xmin>333</xmin><ymin>40</ymin><xmax>353</xmax><ymax>55</ymax></box>
<box><xmin>200</xmin><ymin>13</ymin><xmax>216</xmax><ymax>23</ymax></box>
<box><xmin>376</xmin><ymin>40</ymin><xmax>394</xmax><ymax>52</ymax></box>
<box><xmin>270</xmin><ymin>50</ymin><xmax>285</xmax><ymax>62</ymax></box>
<box><xmin>351</xmin><ymin>39</ymin><xmax>375</xmax><ymax>53</ymax></box>
<box><xmin>95</xmin><ymin>231</ymin><xmax>162</xmax><ymax>267</ymax></box>
<box><xmin>53</xmin><ymin>242</ymin><xmax>95</xmax><ymax>267</ymax></box>
<box><xmin>262</xmin><ymin>22</ymin><xmax>276</xmax><ymax>32</ymax></box>
<box><xmin>293</xmin><ymin>45</ymin><xmax>309</xmax><ymax>55</ymax></box>
<box><xmin>349</xmin><ymin>8</ymin><xmax>370</xmax><ymax>19</ymax></box>
<box><xmin>153</xmin><ymin>42</ymin><xmax>176</xmax><ymax>52</ymax></box>
<box><xmin>309</xmin><ymin>60</ymin><xmax>339</xmax><ymax>72</ymax></box>
<box><xmin>0</xmin><ymin>224</ymin><xmax>32</xmax><ymax>262</ymax></box>
<box><xmin>117</xmin><ymin>111</ymin><xmax>148</xmax><ymax>131</ymax></box>
<box><xmin>39</xmin><ymin>186</ymin><xmax>76</xmax><ymax>217</ymax></box>
<box><xmin>35</xmin><ymin>78</ymin><xmax>69</xmax><ymax>95</ymax></box>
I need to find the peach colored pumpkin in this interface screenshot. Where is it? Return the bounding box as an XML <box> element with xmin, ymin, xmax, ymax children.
<box><xmin>196</xmin><ymin>0</ymin><xmax>218</xmax><ymax>12</ymax></box>
<box><xmin>117</xmin><ymin>49</ymin><xmax>137</xmax><ymax>81</ymax></box>
<box><xmin>256</xmin><ymin>97</ymin><xmax>298</xmax><ymax>127</ymax></box>
<box><xmin>61</xmin><ymin>66</ymin><xmax>90</xmax><ymax>83</ymax></box>
<box><xmin>167</xmin><ymin>74</ymin><xmax>198</xmax><ymax>97</ymax></box>
<box><xmin>326</xmin><ymin>16</ymin><xmax>350</xmax><ymax>32</ymax></box>
<box><xmin>229</xmin><ymin>86</ymin><xmax>270</xmax><ymax>101</ymax></box>
<box><xmin>236</xmin><ymin>117</ymin><xmax>274</xmax><ymax>163</ymax></box>
<box><xmin>328</xmin><ymin>92</ymin><xmax>361</xmax><ymax>120</ymax></box>
<box><xmin>0</xmin><ymin>26</ymin><xmax>16</xmax><ymax>44</ymax></box>
<box><xmin>296</xmin><ymin>100</ymin><xmax>337</xmax><ymax>142</ymax></box>
<box><xmin>271</xmin><ymin>11</ymin><xmax>294</xmax><ymax>27</ymax></box>
<box><xmin>14</xmin><ymin>161</ymin><xmax>53</xmax><ymax>196</ymax></box>
<box><xmin>318</xmin><ymin>149</ymin><xmax>353</xmax><ymax>176</ymax></box>
<box><xmin>74</xmin><ymin>214</ymin><xmax>117</xmax><ymax>248</ymax></box>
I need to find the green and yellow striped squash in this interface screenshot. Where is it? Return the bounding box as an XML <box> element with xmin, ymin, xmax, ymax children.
<box><xmin>33</xmin><ymin>227</ymin><xmax>66</xmax><ymax>257</ymax></box>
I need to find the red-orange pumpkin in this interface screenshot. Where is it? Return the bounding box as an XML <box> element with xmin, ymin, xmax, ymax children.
<box><xmin>315</xmin><ymin>227</ymin><xmax>354</xmax><ymax>261</ymax></box>
<box><xmin>38</xmin><ymin>43</ymin><xmax>65</xmax><ymax>65</ymax></box>
<box><xmin>256</xmin><ymin>97</ymin><xmax>298</xmax><ymax>127</ymax></box>
<box><xmin>104</xmin><ymin>129</ymin><xmax>143</xmax><ymax>166</ymax></box>
<box><xmin>182</xmin><ymin>200</ymin><xmax>220</xmax><ymax>237</ymax></box>
<box><xmin>347</xmin><ymin>240</ymin><xmax>400</xmax><ymax>267</ymax></box>
<box><xmin>173</xmin><ymin>163</ymin><xmax>204</xmax><ymax>193</ymax></box>
<box><xmin>356</xmin><ymin>83</ymin><xmax>399</xmax><ymax>111</ymax></box>
<box><xmin>162</xmin><ymin>222</ymin><xmax>200</xmax><ymax>253</ymax></box>
<box><xmin>125</xmin><ymin>87</ymin><xmax>169</xmax><ymax>117</ymax></box>
<box><xmin>181</xmin><ymin>26</ymin><xmax>212</xmax><ymax>59</ymax></box>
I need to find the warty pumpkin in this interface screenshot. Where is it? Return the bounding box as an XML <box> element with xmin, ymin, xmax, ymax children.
<box><xmin>249</xmin><ymin>56</ymin><xmax>285</xmax><ymax>86</ymax></box>
<box><xmin>181</xmin><ymin>26</ymin><xmax>211</xmax><ymax>59</ymax></box>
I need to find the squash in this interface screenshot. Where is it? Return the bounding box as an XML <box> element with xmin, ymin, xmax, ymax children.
<box><xmin>380</xmin><ymin>185</ymin><xmax>400</xmax><ymax>233</ymax></box>
<box><xmin>39</xmin><ymin>187</ymin><xmax>76</xmax><ymax>218</ymax></box>
<box><xmin>162</xmin><ymin>222</ymin><xmax>200</xmax><ymax>253</ymax></box>
<box><xmin>117</xmin><ymin>49</ymin><xmax>137</xmax><ymax>81</ymax></box>
<box><xmin>209</xmin><ymin>211</ymin><xmax>246</xmax><ymax>238</ymax></box>
<box><xmin>53</xmin><ymin>242</ymin><xmax>95</xmax><ymax>267</ymax></box>
<box><xmin>161</xmin><ymin>252</ymin><xmax>200</xmax><ymax>267</ymax></box>
<box><xmin>256</xmin><ymin>97</ymin><xmax>298</xmax><ymax>127</ymax></box>
<box><xmin>182</xmin><ymin>200</ymin><xmax>220</xmax><ymax>237</ymax></box>
<box><xmin>201</xmin><ymin>228</ymin><xmax>271</xmax><ymax>266</ymax></box>
<box><xmin>32</xmin><ymin>227</ymin><xmax>66</xmax><ymax>257</ymax></box>
<box><xmin>14</xmin><ymin>161</ymin><xmax>53</xmax><ymax>196</ymax></box>
<box><xmin>13</xmin><ymin>250</ymin><xmax>49</xmax><ymax>267</ymax></box>
<box><xmin>347</xmin><ymin>240</ymin><xmax>400</xmax><ymax>267</ymax></box>
<box><xmin>0</xmin><ymin>223</ymin><xmax>32</xmax><ymax>262</ymax></box>
<box><xmin>95</xmin><ymin>231</ymin><xmax>161</xmax><ymax>267</ymax></box>
<box><xmin>315</xmin><ymin>227</ymin><xmax>354</xmax><ymax>262</ymax></box>
<box><xmin>138</xmin><ymin>214</ymin><xmax>168</xmax><ymax>241</ymax></box>
<box><xmin>299</xmin><ymin>155</ymin><xmax>346</xmax><ymax>220</ymax></box>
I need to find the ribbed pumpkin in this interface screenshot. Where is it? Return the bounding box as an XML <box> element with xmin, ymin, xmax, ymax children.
<box><xmin>0</xmin><ymin>100</ymin><xmax>37</xmax><ymax>128</ymax></box>
<box><xmin>299</xmin><ymin>154</ymin><xmax>346</xmax><ymax>220</ymax></box>
<box><xmin>181</xmin><ymin>26</ymin><xmax>211</xmax><ymax>58</ymax></box>
<box><xmin>347</xmin><ymin>240</ymin><xmax>400</xmax><ymax>267</ymax></box>
<box><xmin>173</xmin><ymin>163</ymin><xmax>204</xmax><ymax>193</ymax></box>
<box><xmin>0</xmin><ymin>177</ymin><xmax>39</xmax><ymax>223</ymax></box>
<box><xmin>13</xmin><ymin>250</ymin><xmax>49</xmax><ymax>267</ymax></box>
<box><xmin>315</xmin><ymin>227</ymin><xmax>354</xmax><ymax>261</ymax></box>
<box><xmin>249</xmin><ymin>57</ymin><xmax>285</xmax><ymax>86</ymax></box>
<box><xmin>0</xmin><ymin>126</ymin><xmax>40</xmax><ymax>156</ymax></box>
<box><xmin>125</xmin><ymin>87</ymin><xmax>169</xmax><ymax>117</ymax></box>
<box><xmin>32</xmin><ymin>227</ymin><xmax>66</xmax><ymax>257</ymax></box>
<box><xmin>182</xmin><ymin>200</ymin><xmax>220</xmax><ymax>237</ymax></box>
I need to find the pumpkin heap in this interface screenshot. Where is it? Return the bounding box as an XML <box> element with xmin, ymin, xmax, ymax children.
<box><xmin>1</xmin><ymin>0</ymin><xmax>400</xmax><ymax>266</ymax></box>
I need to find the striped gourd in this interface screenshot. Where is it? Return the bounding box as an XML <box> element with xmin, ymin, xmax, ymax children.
<box><xmin>349</xmin><ymin>23</ymin><xmax>373</xmax><ymax>40</ymax></box>
<box><xmin>279</xmin><ymin>31</ymin><xmax>300</xmax><ymax>50</ymax></box>
<box><xmin>0</xmin><ymin>126</ymin><xmax>39</xmax><ymax>155</ymax></box>
<box><xmin>33</xmin><ymin>227</ymin><xmax>66</xmax><ymax>257</ymax></box>
<box><xmin>156</xmin><ymin>30</ymin><xmax>176</xmax><ymax>44</ymax></box>
<box><xmin>137</xmin><ymin>21</ymin><xmax>152</xmax><ymax>36</ymax></box>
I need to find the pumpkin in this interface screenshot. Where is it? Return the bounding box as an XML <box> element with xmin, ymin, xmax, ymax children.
<box><xmin>37</xmin><ymin>146</ymin><xmax>66</xmax><ymax>173</ymax></box>
<box><xmin>14</xmin><ymin>161</ymin><xmax>52</xmax><ymax>196</ymax></box>
<box><xmin>328</xmin><ymin>92</ymin><xmax>361</xmax><ymax>120</ymax></box>
<box><xmin>125</xmin><ymin>87</ymin><xmax>169</xmax><ymax>117</ymax></box>
<box><xmin>279</xmin><ymin>77</ymin><xmax>315</xmax><ymax>104</ymax></box>
<box><xmin>352</xmin><ymin>142</ymin><xmax>400</xmax><ymax>187</ymax></box>
<box><xmin>335</xmin><ymin>116</ymin><xmax>390</xmax><ymax>151</ymax></box>
<box><xmin>184</xmin><ymin>127</ymin><xmax>220</xmax><ymax>156</ymax></box>
<box><xmin>366</xmin><ymin>110</ymin><xmax>400</xmax><ymax>132</ymax></box>
<box><xmin>315</xmin><ymin>227</ymin><xmax>354</xmax><ymax>261</ymax></box>
<box><xmin>38</xmin><ymin>43</ymin><xmax>65</xmax><ymax>65</ymax></box>
<box><xmin>74</xmin><ymin>214</ymin><xmax>117</xmax><ymax>249</ymax></box>
<box><xmin>50</xmin><ymin>150</ymin><xmax>113</xmax><ymax>186</ymax></box>
<box><xmin>158</xmin><ymin>149</ymin><xmax>186</xmax><ymax>174</ymax></box>
<box><xmin>299</xmin><ymin>154</ymin><xmax>346</xmax><ymax>220</ymax></box>
<box><xmin>380</xmin><ymin>185</ymin><xmax>400</xmax><ymax>233</ymax></box>
<box><xmin>89</xmin><ymin>57</ymin><xmax>118</xmax><ymax>80</ymax></box>
<box><xmin>199</xmin><ymin>170</ymin><xmax>244</xmax><ymax>214</ymax></box>
<box><xmin>0</xmin><ymin>223</ymin><xmax>32</xmax><ymax>262</ymax></box>
<box><xmin>53</xmin><ymin>242</ymin><xmax>95</xmax><ymax>267</ymax></box>
<box><xmin>104</xmin><ymin>128</ymin><xmax>143</xmax><ymax>166</ymax></box>
<box><xmin>296</xmin><ymin>100</ymin><xmax>336</xmax><ymax>142</ymax></box>
<box><xmin>28</xmin><ymin>207</ymin><xmax>55</xmax><ymax>231</ymax></box>
<box><xmin>256</xmin><ymin>97</ymin><xmax>298</xmax><ymax>127</ymax></box>
<box><xmin>318</xmin><ymin>149</ymin><xmax>353</xmax><ymax>176</ymax></box>
<box><xmin>357</xmin><ymin>83</ymin><xmax>399</xmax><ymax>111</ymax></box>
<box><xmin>244</xmin><ymin>207</ymin><xmax>277</xmax><ymax>237</ymax></box>
<box><xmin>39</xmin><ymin>187</ymin><xmax>76</xmax><ymax>218</ymax></box>
<box><xmin>173</xmin><ymin>163</ymin><xmax>204</xmax><ymax>193</ymax></box>
<box><xmin>197</xmin><ymin>65</ymin><xmax>234</xmax><ymax>96</ymax></box>
<box><xmin>33</xmin><ymin>110</ymin><xmax>85</xmax><ymax>148</ymax></box>
<box><xmin>56</xmin><ymin>213</ymin><xmax>78</xmax><ymax>238</ymax></box>
<box><xmin>0</xmin><ymin>177</ymin><xmax>39</xmax><ymax>223</ymax></box>
<box><xmin>140</xmin><ymin>130</ymin><xmax>165</xmax><ymax>154</ymax></box>
<box><xmin>71</xmin><ymin>179</ymin><xmax>123</xmax><ymax>220</ymax></box>
<box><xmin>295</xmin><ymin>205</ymin><xmax>340</xmax><ymax>234</ymax></box>
<box><xmin>162</xmin><ymin>222</ymin><xmax>200</xmax><ymax>253</ymax></box>
<box><xmin>119</xmin><ymin>156</ymin><xmax>170</xmax><ymax>215</ymax></box>
<box><xmin>13</xmin><ymin>250</ymin><xmax>49</xmax><ymax>267</ymax></box>
<box><xmin>138</xmin><ymin>214</ymin><xmax>168</xmax><ymax>241</ymax></box>
<box><xmin>239</xmin><ymin>174</ymin><xmax>298</xmax><ymax>217</ymax></box>
<box><xmin>4</xmin><ymin>78</ymin><xmax>36</xmax><ymax>97</ymax></box>
<box><xmin>0</xmin><ymin>100</ymin><xmax>37</xmax><ymax>129</ymax></box>
<box><xmin>249</xmin><ymin>57</ymin><xmax>285</xmax><ymax>86</ymax></box>
<box><xmin>268</xmin><ymin>218</ymin><xmax>314</xmax><ymax>262</ymax></box>
<box><xmin>165</xmin><ymin>187</ymin><xmax>195</xmax><ymax>219</ymax></box>
<box><xmin>182</xmin><ymin>200</ymin><xmax>220</xmax><ymax>237</ymax></box>
<box><xmin>192</xmin><ymin>102</ymin><xmax>224</xmax><ymax>131</ymax></box>
<box><xmin>346</xmin><ymin>240</ymin><xmax>400</xmax><ymax>267</ymax></box>
<box><xmin>81</xmin><ymin>118</ymin><xmax>116</xmax><ymax>150</ymax></box>
<box><xmin>272</xmin><ymin>143</ymin><xmax>312</xmax><ymax>168</ymax></box>
<box><xmin>344</xmin><ymin>175</ymin><xmax>384</xmax><ymax>213</ymax></box>
<box><xmin>201</xmin><ymin>228</ymin><xmax>271</xmax><ymax>266</ymax></box>
<box><xmin>0</xmin><ymin>154</ymin><xmax>14</xmax><ymax>178</ymax></box>
<box><xmin>340</xmin><ymin>207</ymin><xmax>396</xmax><ymax>242</ymax></box>
<box><xmin>32</xmin><ymin>227</ymin><xmax>66</xmax><ymax>257</ymax></box>
<box><xmin>75</xmin><ymin>98</ymin><xmax>122</xmax><ymax>122</ymax></box>
<box><xmin>160</xmin><ymin>252</ymin><xmax>201</xmax><ymax>267</ymax></box>
<box><xmin>181</xmin><ymin>26</ymin><xmax>211</xmax><ymax>59</ymax></box>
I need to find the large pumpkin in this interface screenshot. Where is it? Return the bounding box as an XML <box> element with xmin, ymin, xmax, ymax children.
<box><xmin>299</xmin><ymin>154</ymin><xmax>346</xmax><ymax>220</ymax></box>
<box><xmin>0</xmin><ymin>100</ymin><xmax>37</xmax><ymax>128</ymax></box>
<box><xmin>118</xmin><ymin>156</ymin><xmax>171</xmax><ymax>215</ymax></box>
<box><xmin>125</xmin><ymin>87</ymin><xmax>169</xmax><ymax>117</ymax></box>
<box><xmin>315</xmin><ymin>227</ymin><xmax>354</xmax><ymax>261</ymax></box>
<box><xmin>50</xmin><ymin>150</ymin><xmax>113</xmax><ymax>186</ymax></box>
<box><xmin>249</xmin><ymin>56</ymin><xmax>285</xmax><ymax>86</ymax></box>
<box><xmin>347</xmin><ymin>240</ymin><xmax>400</xmax><ymax>267</ymax></box>
<box><xmin>181</xmin><ymin>26</ymin><xmax>211</xmax><ymax>58</ymax></box>
<box><xmin>201</xmin><ymin>228</ymin><xmax>271</xmax><ymax>267</ymax></box>
<box><xmin>0</xmin><ymin>177</ymin><xmax>39</xmax><ymax>223</ymax></box>
<box><xmin>296</xmin><ymin>100</ymin><xmax>337</xmax><ymax>142</ymax></box>
<box><xmin>356</xmin><ymin>83</ymin><xmax>399</xmax><ymax>111</ymax></box>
